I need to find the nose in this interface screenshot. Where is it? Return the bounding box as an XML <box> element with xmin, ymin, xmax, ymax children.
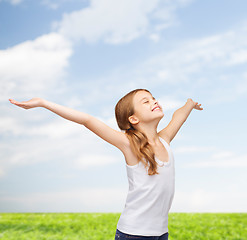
<box><xmin>153</xmin><ymin>99</ymin><xmax>158</xmax><ymax>105</ymax></box>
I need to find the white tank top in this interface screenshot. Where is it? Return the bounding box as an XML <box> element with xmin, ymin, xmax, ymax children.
<box><xmin>117</xmin><ymin>137</ymin><xmax>175</xmax><ymax>236</ymax></box>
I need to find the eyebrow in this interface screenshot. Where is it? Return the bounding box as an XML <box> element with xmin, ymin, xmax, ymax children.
<box><xmin>139</xmin><ymin>96</ymin><xmax>155</xmax><ymax>102</ymax></box>
<box><xmin>140</xmin><ymin>97</ymin><xmax>148</xmax><ymax>102</ymax></box>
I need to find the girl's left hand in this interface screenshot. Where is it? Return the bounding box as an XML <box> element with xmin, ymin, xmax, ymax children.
<box><xmin>194</xmin><ymin>102</ymin><xmax>203</xmax><ymax>110</ymax></box>
<box><xmin>187</xmin><ymin>98</ymin><xmax>203</xmax><ymax>110</ymax></box>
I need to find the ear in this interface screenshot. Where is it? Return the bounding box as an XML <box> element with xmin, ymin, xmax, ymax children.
<box><xmin>128</xmin><ymin>115</ymin><xmax>139</xmax><ymax>125</ymax></box>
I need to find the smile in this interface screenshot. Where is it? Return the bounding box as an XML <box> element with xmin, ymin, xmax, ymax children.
<box><xmin>152</xmin><ymin>106</ymin><xmax>161</xmax><ymax>111</ymax></box>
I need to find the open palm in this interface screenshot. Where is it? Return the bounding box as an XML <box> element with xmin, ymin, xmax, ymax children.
<box><xmin>9</xmin><ymin>98</ymin><xmax>43</xmax><ymax>109</ymax></box>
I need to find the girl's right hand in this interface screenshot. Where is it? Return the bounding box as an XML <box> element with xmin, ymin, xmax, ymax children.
<box><xmin>9</xmin><ymin>97</ymin><xmax>44</xmax><ymax>109</ymax></box>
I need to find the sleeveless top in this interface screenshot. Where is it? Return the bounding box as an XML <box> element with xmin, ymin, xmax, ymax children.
<box><xmin>117</xmin><ymin>137</ymin><xmax>175</xmax><ymax>236</ymax></box>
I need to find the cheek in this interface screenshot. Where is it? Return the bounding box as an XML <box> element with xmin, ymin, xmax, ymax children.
<box><xmin>134</xmin><ymin>108</ymin><xmax>147</xmax><ymax>120</ymax></box>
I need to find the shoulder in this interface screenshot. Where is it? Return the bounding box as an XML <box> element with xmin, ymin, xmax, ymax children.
<box><xmin>120</xmin><ymin>133</ymin><xmax>140</xmax><ymax>166</ymax></box>
<box><xmin>158</xmin><ymin>132</ymin><xmax>171</xmax><ymax>146</ymax></box>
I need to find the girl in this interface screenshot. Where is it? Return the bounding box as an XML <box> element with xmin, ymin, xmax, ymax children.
<box><xmin>9</xmin><ymin>89</ymin><xmax>203</xmax><ymax>240</ymax></box>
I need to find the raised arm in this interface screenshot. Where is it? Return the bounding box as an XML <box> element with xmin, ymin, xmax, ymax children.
<box><xmin>9</xmin><ymin>98</ymin><xmax>129</xmax><ymax>152</ymax></box>
<box><xmin>159</xmin><ymin>98</ymin><xmax>203</xmax><ymax>143</ymax></box>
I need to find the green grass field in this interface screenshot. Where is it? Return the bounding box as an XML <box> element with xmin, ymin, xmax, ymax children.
<box><xmin>0</xmin><ymin>213</ymin><xmax>246</xmax><ymax>240</ymax></box>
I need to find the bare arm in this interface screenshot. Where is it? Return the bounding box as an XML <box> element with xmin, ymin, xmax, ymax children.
<box><xmin>9</xmin><ymin>97</ymin><xmax>129</xmax><ymax>152</ymax></box>
<box><xmin>159</xmin><ymin>98</ymin><xmax>203</xmax><ymax>142</ymax></box>
<box><xmin>42</xmin><ymin>99</ymin><xmax>90</xmax><ymax>125</ymax></box>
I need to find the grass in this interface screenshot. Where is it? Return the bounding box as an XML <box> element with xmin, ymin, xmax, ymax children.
<box><xmin>168</xmin><ymin>213</ymin><xmax>246</xmax><ymax>240</ymax></box>
<box><xmin>0</xmin><ymin>213</ymin><xmax>246</xmax><ymax>240</ymax></box>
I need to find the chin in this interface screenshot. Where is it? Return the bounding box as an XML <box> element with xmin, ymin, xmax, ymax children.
<box><xmin>156</xmin><ymin>110</ymin><xmax>164</xmax><ymax>116</ymax></box>
<box><xmin>155</xmin><ymin>112</ymin><xmax>164</xmax><ymax>120</ymax></box>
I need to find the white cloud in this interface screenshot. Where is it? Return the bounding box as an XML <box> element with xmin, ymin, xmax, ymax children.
<box><xmin>0</xmin><ymin>111</ymin><xmax>118</xmax><ymax>139</ymax></box>
<box><xmin>25</xmin><ymin>119</ymin><xmax>88</xmax><ymax>139</ymax></box>
<box><xmin>41</xmin><ymin>0</ymin><xmax>88</xmax><ymax>10</ymax></box>
<box><xmin>234</xmin><ymin>72</ymin><xmax>247</xmax><ymax>95</ymax></box>
<box><xmin>0</xmin><ymin>0</ymin><xmax>23</xmax><ymax>5</ymax></box>
<box><xmin>149</xmin><ymin>33</ymin><xmax>160</xmax><ymax>43</ymax></box>
<box><xmin>0</xmin><ymin>32</ymin><xmax>72</xmax><ymax>103</ymax></box>
<box><xmin>0</xmin><ymin>114</ymin><xmax>119</xmax><ymax>177</ymax></box>
<box><xmin>0</xmin><ymin>187</ymin><xmax>127</xmax><ymax>212</ymax></box>
<box><xmin>10</xmin><ymin>0</ymin><xmax>21</xmax><ymax>4</ymax></box>
<box><xmin>0</xmin><ymin>167</ymin><xmax>5</xmax><ymax>177</ymax></box>
<box><xmin>142</xmin><ymin>31</ymin><xmax>246</xmax><ymax>82</ymax></box>
<box><xmin>175</xmin><ymin>145</ymin><xmax>216</xmax><ymax>154</ymax></box>
<box><xmin>69</xmin><ymin>22</ymin><xmax>247</xmax><ymax>109</ymax></box>
<box><xmin>226</xmin><ymin>49</ymin><xmax>247</xmax><ymax>66</ymax></box>
<box><xmin>55</xmin><ymin>0</ymin><xmax>194</xmax><ymax>44</ymax></box>
<box><xmin>1</xmin><ymin>186</ymin><xmax>246</xmax><ymax>212</ymax></box>
<box><xmin>171</xmin><ymin>188</ymin><xmax>247</xmax><ymax>212</ymax></box>
<box><xmin>74</xmin><ymin>154</ymin><xmax>117</xmax><ymax>169</ymax></box>
<box><xmin>0</xmin><ymin>117</ymin><xmax>20</xmax><ymax>136</ymax></box>
<box><xmin>125</xmin><ymin>23</ymin><xmax>247</xmax><ymax>104</ymax></box>
<box><xmin>184</xmin><ymin>151</ymin><xmax>247</xmax><ymax>168</ymax></box>
<box><xmin>41</xmin><ymin>0</ymin><xmax>59</xmax><ymax>9</ymax></box>
<box><xmin>158</xmin><ymin>97</ymin><xmax>184</xmax><ymax>111</ymax></box>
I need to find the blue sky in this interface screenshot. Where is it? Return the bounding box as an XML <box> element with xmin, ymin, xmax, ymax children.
<box><xmin>1</xmin><ymin>0</ymin><xmax>247</xmax><ymax>213</ymax></box>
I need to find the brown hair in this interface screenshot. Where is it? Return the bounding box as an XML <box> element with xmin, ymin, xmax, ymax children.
<box><xmin>115</xmin><ymin>89</ymin><xmax>159</xmax><ymax>175</ymax></box>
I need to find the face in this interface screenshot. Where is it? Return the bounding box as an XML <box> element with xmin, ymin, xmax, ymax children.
<box><xmin>129</xmin><ymin>90</ymin><xmax>164</xmax><ymax>125</ymax></box>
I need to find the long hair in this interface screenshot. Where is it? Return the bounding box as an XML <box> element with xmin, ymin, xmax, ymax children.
<box><xmin>115</xmin><ymin>89</ymin><xmax>159</xmax><ymax>175</ymax></box>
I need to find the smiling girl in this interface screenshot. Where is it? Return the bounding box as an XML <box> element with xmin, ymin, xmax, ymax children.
<box><xmin>9</xmin><ymin>88</ymin><xmax>203</xmax><ymax>240</ymax></box>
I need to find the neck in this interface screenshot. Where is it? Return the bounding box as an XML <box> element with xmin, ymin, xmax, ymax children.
<box><xmin>135</xmin><ymin>121</ymin><xmax>160</xmax><ymax>145</ymax></box>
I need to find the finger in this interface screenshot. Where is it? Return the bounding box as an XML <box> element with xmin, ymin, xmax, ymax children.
<box><xmin>10</xmin><ymin>100</ymin><xmax>26</xmax><ymax>107</ymax></box>
<box><xmin>9</xmin><ymin>99</ymin><xmax>20</xmax><ymax>105</ymax></box>
<box><xmin>12</xmin><ymin>101</ymin><xmax>22</xmax><ymax>105</ymax></box>
<box><xmin>9</xmin><ymin>99</ymin><xmax>16</xmax><ymax>103</ymax></box>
